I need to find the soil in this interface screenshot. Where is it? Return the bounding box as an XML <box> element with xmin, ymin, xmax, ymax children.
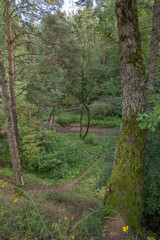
<box><xmin>54</xmin><ymin>122</ymin><xmax>120</xmax><ymax>136</ymax></box>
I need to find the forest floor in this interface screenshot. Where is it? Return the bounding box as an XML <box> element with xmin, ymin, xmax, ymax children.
<box><xmin>0</xmin><ymin>144</ymin><xmax>129</xmax><ymax>240</ymax></box>
<box><xmin>0</xmin><ymin>171</ymin><xmax>126</xmax><ymax>240</ymax></box>
<box><xmin>0</xmin><ymin>126</ymin><xmax>132</xmax><ymax>239</ymax></box>
<box><xmin>54</xmin><ymin>122</ymin><xmax>120</xmax><ymax>136</ymax></box>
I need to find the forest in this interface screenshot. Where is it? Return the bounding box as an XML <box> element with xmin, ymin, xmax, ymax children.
<box><xmin>0</xmin><ymin>0</ymin><xmax>160</xmax><ymax>239</ymax></box>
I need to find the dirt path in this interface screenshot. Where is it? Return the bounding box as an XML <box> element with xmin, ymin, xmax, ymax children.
<box><xmin>54</xmin><ymin>122</ymin><xmax>119</xmax><ymax>136</ymax></box>
<box><xmin>26</xmin><ymin>152</ymin><xmax>105</xmax><ymax>194</ymax></box>
<box><xmin>49</xmin><ymin>152</ymin><xmax>105</xmax><ymax>191</ymax></box>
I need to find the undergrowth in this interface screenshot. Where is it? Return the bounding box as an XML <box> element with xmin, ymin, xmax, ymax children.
<box><xmin>56</xmin><ymin>113</ymin><xmax>121</xmax><ymax>128</ymax></box>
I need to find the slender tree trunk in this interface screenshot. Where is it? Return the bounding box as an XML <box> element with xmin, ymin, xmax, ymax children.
<box><xmin>80</xmin><ymin>105</ymin><xmax>84</xmax><ymax>139</ymax></box>
<box><xmin>104</xmin><ymin>0</ymin><xmax>146</xmax><ymax>231</ymax></box>
<box><xmin>79</xmin><ymin>46</ymin><xmax>90</xmax><ymax>139</ymax></box>
<box><xmin>82</xmin><ymin>103</ymin><xmax>90</xmax><ymax>140</ymax></box>
<box><xmin>0</xmin><ymin>51</ymin><xmax>24</xmax><ymax>189</ymax></box>
<box><xmin>103</xmin><ymin>38</ymin><xmax>106</xmax><ymax>65</ymax></box>
<box><xmin>148</xmin><ymin>0</ymin><xmax>160</xmax><ymax>88</ymax></box>
<box><xmin>6</xmin><ymin>1</ymin><xmax>20</xmax><ymax>153</ymax></box>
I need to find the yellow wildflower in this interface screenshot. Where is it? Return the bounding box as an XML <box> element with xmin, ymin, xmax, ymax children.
<box><xmin>15</xmin><ymin>215</ymin><xmax>20</xmax><ymax>220</ymax></box>
<box><xmin>52</xmin><ymin>222</ymin><xmax>56</xmax><ymax>228</ymax></box>
<box><xmin>1</xmin><ymin>185</ymin><xmax>4</xmax><ymax>188</ymax></box>
<box><xmin>64</xmin><ymin>216</ymin><xmax>67</xmax><ymax>221</ymax></box>
<box><xmin>72</xmin><ymin>236</ymin><xmax>75</xmax><ymax>239</ymax></box>
<box><xmin>123</xmin><ymin>226</ymin><xmax>129</xmax><ymax>232</ymax></box>
<box><xmin>13</xmin><ymin>199</ymin><xmax>18</xmax><ymax>203</ymax></box>
<box><xmin>71</xmin><ymin>215</ymin><xmax>74</xmax><ymax>221</ymax></box>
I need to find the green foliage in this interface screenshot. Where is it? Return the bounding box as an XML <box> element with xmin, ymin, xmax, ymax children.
<box><xmin>0</xmin><ymin>196</ymin><xmax>53</xmax><ymax>240</ymax></box>
<box><xmin>73</xmin><ymin>204</ymin><xmax>114</xmax><ymax>240</ymax></box>
<box><xmin>16</xmin><ymin>100</ymin><xmax>41</xmax><ymax>163</ymax></box>
<box><xmin>0</xmin><ymin>167</ymin><xmax>14</xmax><ymax>178</ymax></box>
<box><xmin>56</xmin><ymin>112</ymin><xmax>121</xmax><ymax>128</ymax></box>
<box><xmin>137</xmin><ymin>105</ymin><xmax>160</xmax><ymax>132</ymax></box>
<box><xmin>40</xmin><ymin>189</ymin><xmax>86</xmax><ymax>205</ymax></box>
<box><xmin>84</xmin><ymin>134</ymin><xmax>99</xmax><ymax>146</ymax></box>
<box><xmin>0</xmin><ymin>136</ymin><xmax>11</xmax><ymax>167</ymax></box>
<box><xmin>28</xmin><ymin>133</ymin><xmax>104</xmax><ymax>183</ymax></box>
<box><xmin>138</xmin><ymin>92</ymin><xmax>160</xmax><ymax>132</ymax></box>
<box><xmin>90</xmin><ymin>99</ymin><xmax>122</xmax><ymax>119</ymax></box>
<box><xmin>96</xmin><ymin>160</ymin><xmax>113</xmax><ymax>190</ymax></box>
<box><xmin>56</xmin><ymin>113</ymin><xmax>82</xmax><ymax>125</ymax></box>
<box><xmin>142</xmin><ymin>133</ymin><xmax>160</xmax><ymax>228</ymax></box>
<box><xmin>75</xmin><ymin>208</ymin><xmax>103</xmax><ymax>239</ymax></box>
<box><xmin>89</xmin><ymin>117</ymin><xmax>121</xmax><ymax>128</ymax></box>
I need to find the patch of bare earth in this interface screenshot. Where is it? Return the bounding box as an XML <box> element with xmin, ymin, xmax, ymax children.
<box><xmin>102</xmin><ymin>216</ymin><xmax>129</xmax><ymax>239</ymax></box>
<box><xmin>54</xmin><ymin>122</ymin><xmax>119</xmax><ymax>136</ymax></box>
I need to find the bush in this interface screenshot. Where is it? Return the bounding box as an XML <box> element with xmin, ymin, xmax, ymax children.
<box><xmin>0</xmin><ymin>136</ymin><xmax>11</xmax><ymax>167</ymax></box>
<box><xmin>28</xmin><ymin>133</ymin><xmax>103</xmax><ymax>182</ymax></box>
<box><xmin>89</xmin><ymin>117</ymin><xmax>121</xmax><ymax>128</ymax></box>
<box><xmin>142</xmin><ymin>133</ymin><xmax>160</xmax><ymax>229</ymax></box>
<box><xmin>90</xmin><ymin>99</ymin><xmax>122</xmax><ymax>120</ymax></box>
<box><xmin>56</xmin><ymin>113</ymin><xmax>81</xmax><ymax>125</ymax></box>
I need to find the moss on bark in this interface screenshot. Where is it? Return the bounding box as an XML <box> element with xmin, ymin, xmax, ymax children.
<box><xmin>104</xmin><ymin>115</ymin><xmax>146</xmax><ymax>230</ymax></box>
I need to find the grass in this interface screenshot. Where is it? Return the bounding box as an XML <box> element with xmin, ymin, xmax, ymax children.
<box><xmin>26</xmin><ymin>132</ymin><xmax>117</xmax><ymax>185</ymax></box>
<box><xmin>56</xmin><ymin>112</ymin><xmax>121</xmax><ymax>128</ymax></box>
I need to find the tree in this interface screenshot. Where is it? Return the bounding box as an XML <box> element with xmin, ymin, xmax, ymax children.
<box><xmin>6</xmin><ymin>0</ymin><xmax>20</xmax><ymax>154</ymax></box>
<box><xmin>0</xmin><ymin>50</ymin><xmax>24</xmax><ymax>191</ymax></box>
<box><xmin>104</xmin><ymin>0</ymin><xmax>147</xmax><ymax>231</ymax></box>
<box><xmin>72</xmin><ymin>9</ymin><xmax>106</xmax><ymax>139</ymax></box>
<box><xmin>148</xmin><ymin>0</ymin><xmax>160</xmax><ymax>88</ymax></box>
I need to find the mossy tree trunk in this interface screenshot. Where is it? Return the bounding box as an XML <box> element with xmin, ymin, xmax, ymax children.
<box><xmin>0</xmin><ymin>51</ymin><xmax>24</xmax><ymax>191</ymax></box>
<box><xmin>104</xmin><ymin>0</ymin><xmax>147</xmax><ymax>231</ymax></box>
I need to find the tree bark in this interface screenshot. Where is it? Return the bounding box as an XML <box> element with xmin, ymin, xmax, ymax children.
<box><xmin>6</xmin><ymin>1</ymin><xmax>20</xmax><ymax>153</ymax></box>
<box><xmin>104</xmin><ymin>0</ymin><xmax>146</xmax><ymax>231</ymax></box>
<box><xmin>0</xmin><ymin>51</ymin><xmax>24</xmax><ymax>189</ymax></box>
<box><xmin>148</xmin><ymin>0</ymin><xmax>160</xmax><ymax>88</ymax></box>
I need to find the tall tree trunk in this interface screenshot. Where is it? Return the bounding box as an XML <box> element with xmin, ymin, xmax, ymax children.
<box><xmin>148</xmin><ymin>0</ymin><xmax>160</xmax><ymax>88</ymax></box>
<box><xmin>6</xmin><ymin>1</ymin><xmax>20</xmax><ymax>153</ymax></box>
<box><xmin>104</xmin><ymin>0</ymin><xmax>146</xmax><ymax>231</ymax></box>
<box><xmin>0</xmin><ymin>51</ymin><xmax>24</xmax><ymax>189</ymax></box>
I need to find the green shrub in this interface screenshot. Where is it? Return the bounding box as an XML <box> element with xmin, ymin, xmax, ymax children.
<box><xmin>75</xmin><ymin>206</ymin><xmax>103</xmax><ymax>239</ymax></box>
<box><xmin>28</xmin><ymin>133</ymin><xmax>103</xmax><ymax>182</ymax></box>
<box><xmin>0</xmin><ymin>196</ymin><xmax>53</xmax><ymax>239</ymax></box>
<box><xmin>84</xmin><ymin>134</ymin><xmax>99</xmax><ymax>146</ymax></box>
<box><xmin>89</xmin><ymin>117</ymin><xmax>121</xmax><ymax>128</ymax></box>
<box><xmin>56</xmin><ymin>113</ymin><xmax>81</xmax><ymax>125</ymax></box>
<box><xmin>142</xmin><ymin>133</ymin><xmax>160</xmax><ymax>229</ymax></box>
<box><xmin>90</xmin><ymin>102</ymin><xmax>111</xmax><ymax>120</ymax></box>
<box><xmin>96</xmin><ymin>148</ymin><xmax>115</xmax><ymax>190</ymax></box>
<box><xmin>0</xmin><ymin>136</ymin><xmax>11</xmax><ymax>167</ymax></box>
<box><xmin>90</xmin><ymin>99</ymin><xmax>122</xmax><ymax>120</ymax></box>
